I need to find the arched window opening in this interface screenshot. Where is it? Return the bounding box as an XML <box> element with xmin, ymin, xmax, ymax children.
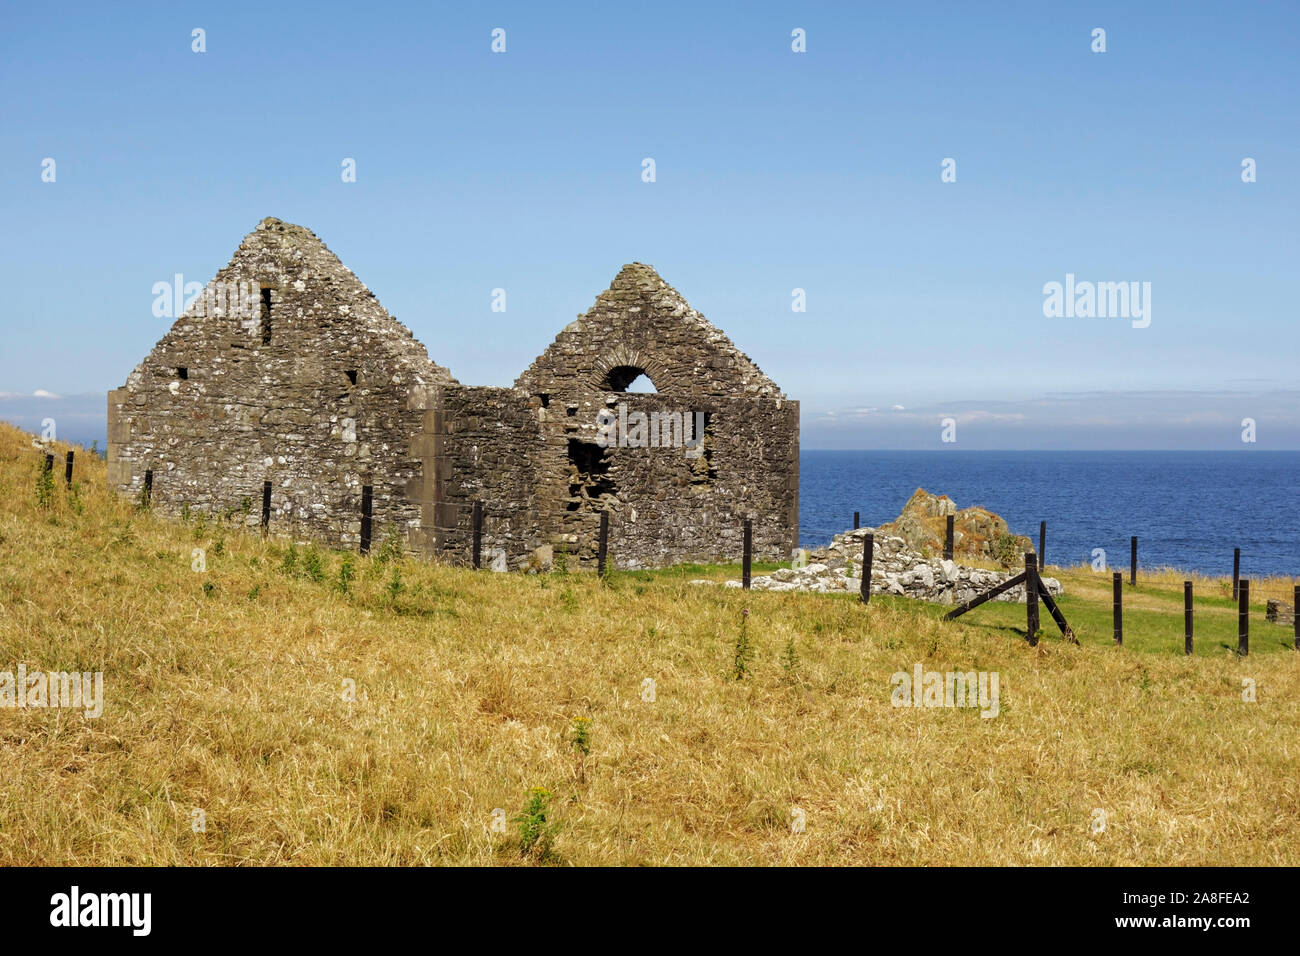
<box><xmin>602</xmin><ymin>365</ymin><xmax>657</xmax><ymax>393</ymax></box>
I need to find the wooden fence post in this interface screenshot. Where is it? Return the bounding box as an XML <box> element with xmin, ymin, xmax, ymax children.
<box><xmin>471</xmin><ymin>500</ymin><xmax>482</xmax><ymax>569</ymax></box>
<box><xmin>1130</xmin><ymin>536</ymin><xmax>1138</xmax><ymax>586</ymax></box>
<box><xmin>1232</xmin><ymin>548</ymin><xmax>1241</xmax><ymax>601</ymax></box>
<box><xmin>860</xmin><ymin>533</ymin><xmax>873</xmax><ymax>605</ymax></box>
<box><xmin>1184</xmin><ymin>581</ymin><xmax>1193</xmax><ymax>655</ymax></box>
<box><xmin>44</xmin><ymin>453</ymin><xmax>53</xmax><ymax>473</ymax></box>
<box><xmin>853</xmin><ymin>511</ymin><xmax>859</xmax><ymax>530</ymax></box>
<box><xmin>742</xmin><ymin>518</ymin><xmax>752</xmax><ymax>590</ymax></box>
<box><xmin>944</xmin><ymin>514</ymin><xmax>954</xmax><ymax>561</ymax></box>
<box><xmin>64</xmin><ymin>451</ymin><xmax>74</xmax><ymax>487</ymax></box>
<box><xmin>143</xmin><ymin>469</ymin><xmax>153</xmax><ymax>506</ymax></box>
<box><xmin>944</xmin><ymin>570</ymin><xmax>1028</xmax><ymax>620</ymax></box>
<box><xmin>1025</xmin><ymin>554</ymin><xmax>1039</xmax><ymax>645</ymax></box>
<box><xmin>1035</xmin><ymin>577</ymin><xmax>1076</xmax><ymax>642</ymax></box>
<box><xmin>597</xmin><ymin>511</ymin><xmax>609</xmax><ymax>577</ymax></box>
<box><xmin>1038</xmin><ymin>521</ymin><xmax>1046</xmax><ymax>570</ymax></box>
<box><xmin>1112</xmin><ymin>571</ymin><xmax>1123</xmax><ymax>645</ymax></box>
<box><xmin>1237</xmin><ymin>579</ymin><xmax>1249</xmax><ymax>656</ymax></box>
<box><xmin>1294</xmin><ymin>584</ymin><xmax>1299</xmax><ymax>652</ymax></box>
<box><xmin>360</xmin><ymin>485</ymin><xmax>373</xmax><ymax>555</ymax></box>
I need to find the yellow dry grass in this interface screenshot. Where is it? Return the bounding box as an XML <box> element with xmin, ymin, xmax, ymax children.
<box><xmin>1</xmin><ymin>424</ymin><xmax>1297</xmax><ymax>865</ymax></box>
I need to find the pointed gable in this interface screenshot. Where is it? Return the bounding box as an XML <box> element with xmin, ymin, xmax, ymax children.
<box><xmin>515</xmin><ymin>263</ymin><xmax>782</xmax><ymax>400</ymax></box>
<box><xmin>126</xmin><ymin>217</ymin><xmax>455</xmax><ymax>391</ymax></box>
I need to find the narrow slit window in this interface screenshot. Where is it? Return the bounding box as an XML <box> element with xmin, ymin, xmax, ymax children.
<box><xmin>260</xmin><ymin>288</ymin><xmax>273</xmax><ymax>345</ymax></box>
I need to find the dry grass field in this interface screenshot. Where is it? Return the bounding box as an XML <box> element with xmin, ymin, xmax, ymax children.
<box><xmin>1</xmin><ymin>423</ymin><xmax>1297</xmax><ymax>866</ymax></box>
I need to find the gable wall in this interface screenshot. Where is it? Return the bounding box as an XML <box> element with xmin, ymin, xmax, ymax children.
<box><xmin>107</xmin><ymin>223</ymin><xmax>442</xmax><ymax>548</ymax></box>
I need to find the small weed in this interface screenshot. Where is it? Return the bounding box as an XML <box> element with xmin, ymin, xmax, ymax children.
<box><xmin>302</xmin><ymin>545</ymin><xmax>325</xmax><ymax>583</ymax></box>
<box><xmin>377</xmin><ymin>525</ymin><xmax>404</xmax><ymax>564</ymax></box>
<box><xmin>733</xmin><ymin>608</ymin><xmax>752</xmax><ymax>680</ymax></box>
<box><xmin>570</xmin><ymin>716</ymin><xmax>592</xmax><ymax>783</ymax></box>
<box><xmin>511</xmin><ymin>787</ymin><xmax>559</xmax><ymax>862</ymax></box>
<box><xmin>35</xmin><ymin>466</ymin><xmax>54</xmax><ymax>509</ymax></box>
<box><xmin>570</xmin><ymin>716</ymin><xmax>591</xmax><ymax>756</ymax></box>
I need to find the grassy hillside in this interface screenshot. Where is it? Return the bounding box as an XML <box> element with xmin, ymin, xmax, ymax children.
<box><xmin>1</xmin><ymin>423</ymin><xmax>1296</xmax><ymax>865</ymax></box>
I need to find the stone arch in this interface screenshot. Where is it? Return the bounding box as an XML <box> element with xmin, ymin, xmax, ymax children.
<box><xmin>591</xmin><ymin>347</ymin><xmax>674</xmax><ymax>394</ymax></box>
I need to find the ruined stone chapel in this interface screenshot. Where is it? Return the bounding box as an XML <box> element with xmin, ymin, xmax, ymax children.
<box><xmin>107</xmin><ymin>218</ymin><xmax>799</xmax><ymax>570</ymax></box>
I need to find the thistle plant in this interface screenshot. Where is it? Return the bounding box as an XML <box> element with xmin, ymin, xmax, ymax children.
<box><xmin>782</xmin><ymin>635</ymin><xmax>799</xmax><ymax>680</ymax></box>
<box><xmin>34</xmin><ymin>465</ymin><xmax>54</xmax><ymax>509</ymax></box>
<box><xmin>337</xmin><ymin>556</ymin><xmax>355</xmax><ymax>594</ymax></box>
<box><xmin>301</xmin><ymin>545</ymin><xmax>325</xmax><ymax>583</ymax></box>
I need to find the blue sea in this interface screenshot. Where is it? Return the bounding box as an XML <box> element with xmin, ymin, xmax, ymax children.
<box><xmin>799</xmin><ymin>451</ymin><xmax>1299</xmax><ymax>578</ymax></box>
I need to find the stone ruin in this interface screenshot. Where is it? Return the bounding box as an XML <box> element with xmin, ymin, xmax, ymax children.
<box><xmin>1265</xmin><ymin>600</ymin><xmax>1295</xmax><ymax>627</ymax></box>
<box><xmin>708</xmin><ymin>527</ymin><xmax>1063</xmax><ymax>605</ymax></box>
<box><xmin>107</xmin><ymin>218</ymin><xmax>799</xmax><ymax>570</ymax></box>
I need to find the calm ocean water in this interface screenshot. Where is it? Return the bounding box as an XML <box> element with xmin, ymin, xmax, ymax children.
<box><xmin>799</xmin><ymin>451</ymin><xmax>1299</xmax><ymax>578</ymax></box>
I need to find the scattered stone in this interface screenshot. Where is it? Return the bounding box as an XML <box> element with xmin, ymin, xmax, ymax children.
<box><xmin>1266</xmin><ymin>600</ymin><xmax>1295</xmax><ymax>626</ymax></box>
<box><xmin>746</xmin><ymin>527</ymin><xmax>1061</xmax><ymax>604</ymax></box>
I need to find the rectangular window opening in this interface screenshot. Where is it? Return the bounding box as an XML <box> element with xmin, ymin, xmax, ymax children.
<box><xmin>260</xmin><ymin>288</ymin><xmax>273</xmax><ymax>345</ymax></box>
<box><xmin>690</xmin><ymin>411</ymin><xmax>718</xmax><ymax>485</ymax></box>
<box><xmin>176</xmin><ymin>367</ymin><xmax>188</xmax><ymax>380</ymax></box>
<box><xmin>345</xmin><ymin>369</ymin><xmax>357</xmax><ymax>386</ymax></box>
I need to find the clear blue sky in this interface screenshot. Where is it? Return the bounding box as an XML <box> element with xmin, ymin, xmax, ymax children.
<box><xmin>2</xmin><ymin>0</ymin><xmax>1297</xmax><ymax>448</ymax></box>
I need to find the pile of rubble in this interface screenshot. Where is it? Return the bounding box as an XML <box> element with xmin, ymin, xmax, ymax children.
<box><xmin>703</xmin><ymin>527</ymin><xmax>1062</xmax><ymax>605</ymax></box>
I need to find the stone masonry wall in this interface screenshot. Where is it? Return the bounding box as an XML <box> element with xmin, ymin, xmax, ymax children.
<box><xmin>514</xmin><ymin>262</ymin><xmax>799</xmax><ymax>569</ymax></box>
<box><xmin>110</xmin><ymin>224</ymin><xmax>800</xmax><ymax>572</ymax></box>
<box><xmin>108</xmin><ymin>219</ymin><xmax>450</xmax><ymax>549</ymax></box>
<box><xmin>416</xmin><ymin>384</ymin><xmax>547</xmax><ymax>568</ymax></box>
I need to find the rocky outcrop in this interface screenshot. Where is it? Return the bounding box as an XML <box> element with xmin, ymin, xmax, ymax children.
<box><xmin>875</xmin><ymin>488</ymin><xmax>1031</xmax><ymax>566</ymax></box>
<box><xmin>705</xmin><ymin>527</ymin><xmax>1061</xmax><ymax>605</ymax></box>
